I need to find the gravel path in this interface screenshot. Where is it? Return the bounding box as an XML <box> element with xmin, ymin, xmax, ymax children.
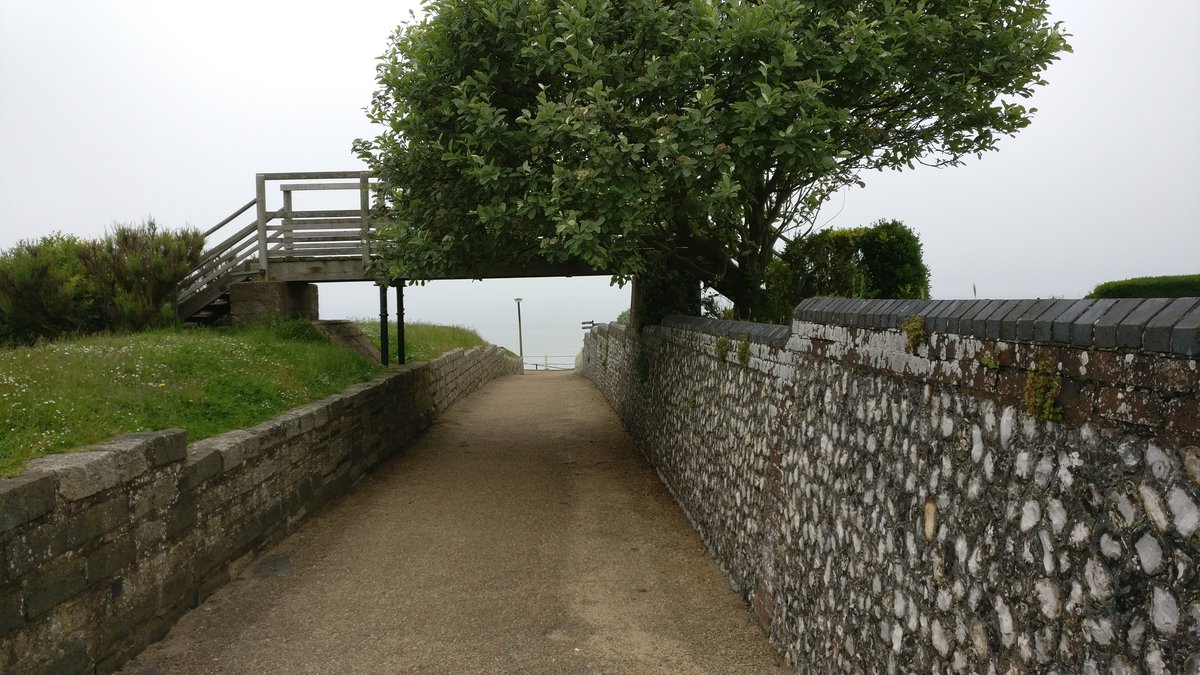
<box><xmin>119</xmin><ymin>371</ymin><xmax>784</xmax><ymax>674</ymax></box>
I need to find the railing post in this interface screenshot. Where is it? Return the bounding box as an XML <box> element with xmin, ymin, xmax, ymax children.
<box><xmin>359</xmin><ymin>173</ymin><xmax>371</xmax><ymax>267</ymax></box>
<box><xmin>282</xmin><ymin>188</ymin><xmax>294</xmax><ymax>254</ymax></box>
<box><xmin>255</xmin><ymin>173</ymin><xmax>269</xmax><ymax>275</ymax></box>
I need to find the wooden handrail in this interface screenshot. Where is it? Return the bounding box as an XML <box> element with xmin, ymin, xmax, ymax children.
<box><xmin>178</xmin><ymin>171</ymin><xmax>380</xmax><ymax>318</ymax></box>
<box><xmin>200</xmin><ymin>198</ymin><xmax>257</xmax><ymax>239</ymax></box>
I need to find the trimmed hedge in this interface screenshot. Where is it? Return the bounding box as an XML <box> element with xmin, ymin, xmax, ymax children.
<box><xmin>763</xmin><ymin>219</ymin><xmax>931</xmax><ymax>324</ymax></box>
<box><xmin>1085</xmin><ymin>274</ymin><xmax>1200</xmax><ymax>299</ymax></box>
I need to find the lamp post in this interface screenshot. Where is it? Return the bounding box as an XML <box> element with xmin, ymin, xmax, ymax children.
<box><xmin>514</xmin><ymin>297</ymin><xmax>524</xmax><ymax>373</ymax></box>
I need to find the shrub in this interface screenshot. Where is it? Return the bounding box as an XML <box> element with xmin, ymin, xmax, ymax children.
<box><xmin>0</xmin><ymin>222</ymin><xmax>204</xmax><ymax>344</ymax></box>
<box><xmin>764</xmin><ymin>219</ymin><xmax>930</xmax><ymax>324</ymax></box>
<box><xmin>0</xmin><ymin>233</ymin><xmax>100</xmax><ymax>345</ymax></box>
<box><xmin>1085</xmin><ymin>274</ymin><xmax>1200</xmax><ymax>299</ymax></box>
<box><xmin>80</xmin><ymin>220</ymin><xmax>204</xmax><ymax>332</ymax></box>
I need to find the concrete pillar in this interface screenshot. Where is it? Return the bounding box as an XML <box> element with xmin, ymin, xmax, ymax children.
<box><xmin>228</xmin><ymin>281</ymin><xmax>320</xmax><ymax>326</ymax></box>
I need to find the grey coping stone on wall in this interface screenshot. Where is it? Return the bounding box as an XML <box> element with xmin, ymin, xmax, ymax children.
<box><xmin>813</xmin><ymin>298</ymin><xmax>845</xmax><ymax>325</ymax></box>
<box><xmin>860</xmin><ymin>299</ymin><xmax>886</xmax><ymax>327</ymax></box>
<box><xmin>1116</xmin><ymin>298</ymin><xmax>1175</xmax><ymax>349</ymax></box>
<box><xmin>946</xmin><ymin>299</ymin><xmax>987</xmax><ymax>335</ymax></box>
<box><xmin>1013</xmin><ymin>298</ymin><xmax>1059</xmax><ymax>342</ymax></box>
<box><xmin>1069</xmin><ymin>298</ymin><xmax>1118</xmax><ymax>348</ymax></box>
<box><xmin>1049</xmin><ymin>299</ymin><xmax>1096</xmax><ymax>344</ymax></box>
<box><xmin>831</xmin><ymin>298</ymin><xmax>860</xmax><ymax>324</ymax></box>
<box><xmin>813</xmin><ymin>297</ymin><xmax>840</xmax><ymax>323</ymax></box>
<box><xmin>793</xmin><ymin>297</ymin><xmax>823</xmax><ymax>322</ymax></box>
<box><xmin>1171</xmin><ymin>302</ymin><xmax>1200</xmax><ymax>356</ymax></box>
<box><xmin>1092</xmin><ymin>299</ymin><xmax>1146</xmax><ymax>349</ymax></box>
<box><xmin>970</xmin><ymin>299</ymin><xmax>1009</xmax><ymax>338</ymax></box>
<box><xmin>866</xmin><ymin>299</ymin><xmax>890</xmax><ymax>327</ymax></box>
<box><xmin>821</xmin><ymin>297</ymin><xmax>845</xmax><ymax>324</ymax></box>
<box><xmin>920</xmin><ymin>300</ymin><xmax>955</xmax><ymax>332</ymax></box>
<box><xmin>23</xmin><ymin>450</ymin><xmax>138</xmax><ymax>502</ymax></box>
<box><xmin>0</xmin><ymin>473</ymin><xmax>58</xmax><ymax>533</ymax></box>
<box><xmin>883</xmin><ymin>300</ymin><xmax>907</xmax><ymax>326</ymax></box>
<box><xmin>929</xmin><ymin>300</ymin><xmax>968</xmax><ymax>334</ymax></box>
<box><xmin>1032</xmin><ymin>298</ymin><xmax>1079</xmax><ymax>343</ymax></box>
<box><xmin>1145</xmin><ymin>298</ymin><xmax>1200</xmax><ymax>353</ymax></box>
<box><xmin>982</xmin><ymin>300</ymin><xmax>1021</xmax><ymax>339</ymax></box>
<box><xmin>112</xmin><ymin>430</ymin><xmax>187</xmax><ymax>467</ymax></box>
<box><xmin>825</xmin><ymin>298</ymin><xmax>856</xmax><ymax>325</ymax></box>
<box><xmin>997</xmin><ymin>299</ymin><xmax>1040</xmax><ymax>341</ymax></box>
<box><xmin>889</xmin><ymin>299</ymin><xmax>929</xmax><ymax>328</ymax></box>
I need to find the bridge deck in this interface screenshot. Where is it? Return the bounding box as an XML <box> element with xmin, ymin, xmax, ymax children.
<box><xmin>118</xmin><ymin>372</ymin><xmax>783</xmax><ymax>674</ymax></box>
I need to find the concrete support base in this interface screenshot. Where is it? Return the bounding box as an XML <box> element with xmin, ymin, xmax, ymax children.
<box><xmin>228</xmin><ymin>281</ymin><xmax>319</xmax><ymax>326</ymax></box>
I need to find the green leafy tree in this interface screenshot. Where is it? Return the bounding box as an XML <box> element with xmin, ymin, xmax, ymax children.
<box><xmin>356</xmin><ymin>0</ymin><xmax>1069</xmax><ymax>319</ymax></box>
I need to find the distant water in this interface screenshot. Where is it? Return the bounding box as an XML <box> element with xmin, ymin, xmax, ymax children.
<box><xmin>319</xmin><ymin>277</ymin><xmax>631</xmax><ymax>370</ymax></box>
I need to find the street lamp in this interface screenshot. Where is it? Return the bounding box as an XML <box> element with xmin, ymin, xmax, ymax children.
<box><xmin>514</xmin><ymin>297</ymin><xmax>524</xmax><ymax>373</ymax></box>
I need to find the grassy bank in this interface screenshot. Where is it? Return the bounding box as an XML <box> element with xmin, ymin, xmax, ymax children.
<box><xmin>0</xmin><ymin>320</ymin><xmax>491</xmax><ymax>477</ymax></box>
<box><xmin>356</xmin><ymin>320</ymin><xmax>489</xmax><ymax>363</ymax></box>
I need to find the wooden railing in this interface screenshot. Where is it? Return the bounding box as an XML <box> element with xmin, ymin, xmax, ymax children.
<box><xmin>177</xmin><ymin>171</ymin><xmax>376</xmax><ymax>316</ymax></box>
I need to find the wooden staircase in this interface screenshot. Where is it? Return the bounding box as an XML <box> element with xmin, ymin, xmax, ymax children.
<box><xmin>177</xmin><ymin>172</ymin><xmax>378</xmax><ymax>325</ymax></box>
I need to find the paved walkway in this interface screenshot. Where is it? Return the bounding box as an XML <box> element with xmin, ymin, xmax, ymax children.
<box><xmin>120</xmin><ymin>372</ymin><xmax>784</xmax><ymax>674</ymax></box>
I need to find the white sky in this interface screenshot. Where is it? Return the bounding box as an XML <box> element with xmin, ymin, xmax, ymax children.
<box><xmin>2</xmin><ymin>1</ymin><xmax>1198</xmax><ymax>358</ymax></box>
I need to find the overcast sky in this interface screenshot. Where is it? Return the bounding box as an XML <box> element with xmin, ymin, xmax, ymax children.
<box><xmin>1</xmin><ymin>1</ymin><xmax>1197</xmax><ymax>358</ymax></box>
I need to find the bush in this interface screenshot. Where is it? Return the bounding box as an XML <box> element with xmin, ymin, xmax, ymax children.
<box><xmin>81</xmin><ymin>220</ymin><xmax>204</xmax><ymax>332</ymax></box>
<box><xmin>0</xmin><ymin>221</ymin><xmax>203</xmax><ymax>345</ymax></box>
<box><xmin>1085</xmin><ymin>274</ymin><xmax>1200</xmax><ymax>299</ymax></box>
<box><xmin>764</xmin><ymin>219</ymin><xmax>930</xmax><ymax>323</ymax></box>
<box><xmin>0</xmin><ymin>233</ymin><xmax>101</xmax><ymax>344</ymax></box>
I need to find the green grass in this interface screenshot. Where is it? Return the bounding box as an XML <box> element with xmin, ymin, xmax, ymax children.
<box><xmin>0</xmin><ymin>320</ymin><xmax>501</xmax><ymax>476</ymax></box>
<box><xmin>355</xmin><ymin>320</ymin><xmax>489</xmax><ymax>363</ymax></box>
<box><xmin>0</xmin><ymin>321</ymin><xmax>386</xmax><ymax>476</ymax></box>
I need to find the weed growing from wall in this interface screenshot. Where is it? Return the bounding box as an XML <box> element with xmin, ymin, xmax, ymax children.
<box><xmin>715</xmin><ymin>335</ymin><xmax>731</xmax><ymax>361</ymax></box>
<box><xmin>901</xmin><ymin>314</ymin><xmax>926</xmax><ymax>353</ymax></box>
<box><xmin>736</xmin><ymin>332</ymin><xmax>750</xmax><ymax>367</ymax></box>
<box><xmin>978</xmin><ymin>346</ymin><xmax>1000</xmax><ymax>370</ymax></box>
<box><xmin>1024</xmin><ymin>356</ymin><xmax>1063</xmax><ymax>421</ymax></box>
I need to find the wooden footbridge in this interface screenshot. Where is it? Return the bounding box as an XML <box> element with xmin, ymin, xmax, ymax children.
<box><xmin>176</xmin><ymin>172</ymin><xmax>380</xmax><ymax>324</ymax></box>
<box><xmin>176</xmin><ymin>171</ymin><xmax>607</xmax><ymax>361</ymax></box>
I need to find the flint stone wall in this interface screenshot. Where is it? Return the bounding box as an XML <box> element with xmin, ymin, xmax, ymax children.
<box><xmin>581</xmin><ymin>297</ymin><xmax>1200</xmax><ymax>673</ymax></box>
<box><xmin>0</xmin><ymin>346</ymin><xmax>519</xmax><ymax>674</ymax></box>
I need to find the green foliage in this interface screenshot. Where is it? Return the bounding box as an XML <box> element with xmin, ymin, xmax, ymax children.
<box><xmin>615</xmin><ymin>308</ymin><xmax>631</xmax><ymax>325</ymax></box>
<box><xmin>0</xmin><ymin>222</ymin><xmax>202</xmax><ymax>345</ymax></box>
<box><xmin>764</xmin><ymin>219</ymin><xmax>930</xmax><ymax>323</ymax></box>
<box><xmin>1085</xmin><ymin>274</ymin><xmax>1200</xmax><ymax>299</ymax></box>
<box><xmin>901</xmin><ymin>314</ymin><xmax>926</xmax><ymax>352</ymax></box>
<box><xmin>736</xmin><ymin>332</ymin><xmax>750</xmax><ymax>367</ymax></box>
<box><xmin>0</xmin><ymin>325</ymin><xmax>383</xmax><ymax>476</ymax></box>
<box><xmin>1023</xmin><ymin>356</ymin><xmax>1063</xmax><ymax>421</ymax></box>
<box><xmin>81</xmin><ymin>220</ymin><xmax>204</xmax><ymax>332</ymax></box>
<box><xmin>356</xmin><ymin>320</ymin><xmax>489</xmax><ymax>363</ymax></box>
<box><xmin>356</xmin><ymin>0</ymin><xmax>1069</xmax><ymax>320</ymax></box>
<box><xmin>0</xmin><ymin>233</ymin><xmax>100</xmax><ymax>344</ymax></box>
<box><xmin>715</xmin><ymin>335</ymin><xmax>731</xmax><ymax>361</ymax></box>
<box><xmin>978</xmin><ymin>346</ymin><xmax>1000</xmax><ymax>370</ymax></box>
<box><xmin>0</xmin><ymin>320</ymin><xmax>493</xmax><ymax>476</ymax></box>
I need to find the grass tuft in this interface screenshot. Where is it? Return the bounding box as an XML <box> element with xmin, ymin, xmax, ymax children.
<box><xmin>355</xmin><ymin>320</ymin><xmax>488</xmax><ymax>363</ymax></box>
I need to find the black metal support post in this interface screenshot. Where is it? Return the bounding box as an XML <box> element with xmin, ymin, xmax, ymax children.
<box><xmin>379</xmin><ymin>283</ymin><xmax>389</xmax><ymax>366</ymax></box>
<box><xmin>395</xmin><ymin>280</ymin><xmax>406</xmax><ymax>365</ymax></box>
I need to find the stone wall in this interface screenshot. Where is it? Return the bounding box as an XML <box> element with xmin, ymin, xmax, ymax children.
<box><xmin>582</xmin><ymin>297</ymin><xmax>1200</xmax><ymax>673</ymax></box>
<box><xmin>0</xmin><ymin>346</ymin><xmax>520</xmax><ymax>674</ymax></box>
